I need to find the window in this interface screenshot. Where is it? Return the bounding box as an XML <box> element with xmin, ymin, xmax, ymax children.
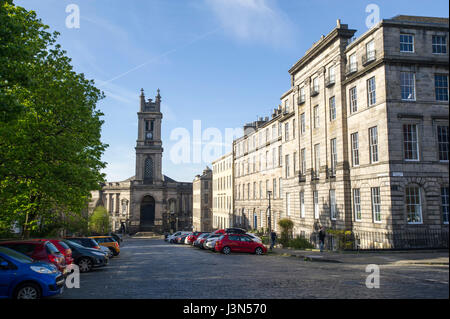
<box><xmin>351</xmin><ymin>132</ymin><xmax>359</xmax><ymax>166</ymax></box>
<box><xmin>279</xmin><ymin>177</ymin><xmax>282</xmax><ymax>198</ymax></box>
<box><xmin>401</xmin><ymin>72</ymin><xmax>416</xmax><ymax>100</ymax></box>
<box><xmin>330</xmin><ymin>138</ymin><xmax>337</xmax><ymax>176</ymax></box>
<box><xmin>349</xmin><ymin>54</ymin><xmax>357</xmax><ymax>72</ymax></box>
<box><xmin>313</xmin><ymin>191</ymin><xmax>319</xmax><ymax>219</ymax></box>
<box><xmin>313</xmin><ymin>105</ymin><xmax>320</xmax><ymax>128</ymax></box>
<box><xmin>369</xmin><ymin>126</ymin><xmax>378</xmax><ymax>163</ymax></box>
<box><xmin>284</xmin><ymin>99</ymin><xmax>290</xmax><ymax>113</ymax></box>
<box><xmin>285</xmin><ymin>154</ymin><xmax>290</xmax><ymax>177</ymax></box>
<box><xmin>273</xmin><ymin>179</ymin><xmax>277</xmax><ymax>199</ymax></box>
<box><xmin>286</xmin><ymin>193</ymin><xmax>291</xmax><ymax>216</ymax></box>
<box><xmin>266</xmin><ymin>180</ymin><xmax>269</xmax><ymax>198</ymax></box>
<box><xmin>292</xmin><ymin>119</ymin><xmax>296</xmax><ymax>139</ymax></box>
<box><xmin>350</xmin><ymin>87</ymin><xmax>358</xmax><ymax>113</ymax></box>
<box><xmin>406</xmin><ymin>186</ymin><xmax>423</xmax><ymax>224</ymax></box>
<box><xmin>435</xmin><ymin>74</ymin><xmax>449</xmax><ymax>101</ymax></box>
<box><xmin>278</xmin><ymin>123</ymin><xmax>282</xmax><ymax>137</ymax></box>
<box><xmin>300</xmin><ymin>113</ymin><xmax>306</xmax><ymax>134</ymax></box>
<box><xmin>400</xmin><ymin>34</ymin><xmax>414</xmax><ymax>52</ymax></box>
<box><xmin>253</xmin><ymin>182</ymin><xmax>256</xmax><ymax>199</ymax></box>
<box><xmin>300</xmin><ymin>191</ymin><xmax>305</xmax><ymax>218</ymax></box>
<box><xmin>272</xmin><ymin>148</ymin><xmax>277</xmax><ymax>169</ymax></box>
<box><xmin>272</xmin><ymin>124</ymin><xmax>277</xmax><ymax>140</ymax></box>
<box><xmin>353</xmin><ymin>189</ymin><xmax>361</xmax><ymax>221</ymax></box>
<box><xmin>367</xmin><ymin>76</ymin><xmax>376</xmax><ymax>106</ymax></box>
<box><xmin>442</xmin><ymin>187</ymin><xmax>449</xmax><ymax>224</ymax></box>
<box><xmin>313</xmin><ymin>77</ymin><xmax>319</xmax><ymax>93</ymax></box>
<box><xmin>278</xmin><ymin>146</ymin><xmax>282</xmax><ymax>166</ymax></box>
<box><xmin>299</xmin><ymin>87</ymin><xmax>305</xmax><ymax>103</ymax></box>
<box><xmin>247</xmin><ymin>183</ymin><xmax>250</xmax><ymax>200</ymax></box>
<box><xmin>285</xmin><ymin>122</ymin><xmax>289</xmax><ymax>141</ymax></box>
<box><xmin>403</xmin><ymin>124</ymin><xmax>419</xmax><ymax>161</ymax></box>
<box><xmin>293</xmin><ymin>152</ymin><xmax>297</xmax><ymax>173</ymax></box>
<box><xmin>329</xmin><ymin>96</ymin><xmax>336</xmax><ymax>121</ymax></box>
<box><xmin>371</xmin><ymin>187</ymin><xmax>381</xmax><ymax>223</ymax></box>
<box><xmin>330</xmin><ymin>190</ymin><xmax>337</xmax><ymax>220</ymax></box>
<box><xmin>366</xmin><ymin>40</ymin><xmax>375</xmax><ymax>60</ymax></box>
<box><xmin>314</xmin><ymin>144</ymin><xmax>320</xmax><ymax>178</ymax></box>
<box><xmin>328</xmin><ymin>66</ymin><xmax>335</xmax><ymax>83</ymax></box>
<box><xmin>266</xmin><ymin>151</ymin><xmax>269</xmax><ymax>169</ymax></box>
<box><xmin>301</xmin><ymin>148</ymin><xmax>306</xmax><ymax>174</ymax></box>
<box><xmin>438</xmin><ymin>126</ymin><xmax>449</xmax><ymax>161</ymax></box>
<box><xmin>259</xmin><ymin>181</ymin><xmax>262</xmax><ymax>199</ymax></box>
<box><xmin>432</xmin><ymin>35</ymin><xmax>447</xmax><ymax>54</ymax></box>
<box><xmin>144</xmin><ymin>157</ymin><xmax>153</xmax><ymax>183</ymax></box>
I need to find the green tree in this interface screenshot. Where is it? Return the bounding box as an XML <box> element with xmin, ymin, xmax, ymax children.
<box><xmin>89</xmin><ymin>206</ymin><xmax>110</xmax><ymax>234</ymax></box>
<box><xmin>278</xmin><ymin>218</ymin><xmax>294</xmax><ymax>247</ymax></box>
<box><xmin>0</xmin><ymin>1</ymin><xmax>107</xmax><ymax>237</ymax></box>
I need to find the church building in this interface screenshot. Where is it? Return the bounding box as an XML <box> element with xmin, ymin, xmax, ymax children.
<box><xmin>88</xmin><ymin>89</ymin><xmax>193</xmax><ymax>234</ymax></box>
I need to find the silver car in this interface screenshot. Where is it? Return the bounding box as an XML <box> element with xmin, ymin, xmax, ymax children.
<box><xmin>203</xmin><ymin>234</ymin><xmax>222</xmax><ymax>250</ymax></box>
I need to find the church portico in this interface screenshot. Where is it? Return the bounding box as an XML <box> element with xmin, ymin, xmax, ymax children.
<box><xmin>89</xmin><ymin>89</ymin><xmax>193</xmax><ymax>234</ymax></box>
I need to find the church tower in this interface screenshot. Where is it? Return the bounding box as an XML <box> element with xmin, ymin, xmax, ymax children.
<box><xmin>135</xmin><ymin>88</ymin><xmax>163</xmax><ymax>184</ymax></box>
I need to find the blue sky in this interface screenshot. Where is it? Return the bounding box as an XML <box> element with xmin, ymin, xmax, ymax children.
<box><xmin>15</xmin><ymin>0</ymin><xmax>449</xmax><ymax>182</ymax></box>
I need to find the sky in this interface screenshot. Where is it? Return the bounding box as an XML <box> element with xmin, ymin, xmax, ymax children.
<box><xmin>15</xmin><ymin>0</ymin><xmax>449</xmax><ymax>182</ymax></box>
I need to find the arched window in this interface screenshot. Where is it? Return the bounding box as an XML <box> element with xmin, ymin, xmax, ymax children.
<box><xmin>144</xmin><ymin>157</ymin><xmax>153</xmax><ymax>183</ymax></box>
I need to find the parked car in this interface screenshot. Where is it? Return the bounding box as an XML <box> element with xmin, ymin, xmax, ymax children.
<box><xmin>167</xmin><ymin>231</ymin><xmax>190</xmax><ymax>243</ymax></box>
<box><xmin>89</xmin><ymin>236</ymin><xmax>120</xmax><ymax>256</ymax></box>
<box><xmin>245</xmin><ymin>233</ymin><xmax>262</xmax><ymax>243</ymax></box>
<box><xmin>33</xmin><ymin>239</ymin><xmax>74</xmax><ymax>266</ymax></box>
<box><xmin>215</xmin><ymin>234</ymin><xmax>267</xmax><ymax>255</ymax></box>
<box><xmin>186</xmin><ymin>232</ymin><xmax>205</xmax><ymax>245</ymax></box>
<box><xmin>225</xmin><ymin>228</ymin><xmax>247</xmax><ymax>234</ymax></box>
<box><xmin>0</xmin><ymin>240</ymin><xmax>67</xmax><ymax>275</ymax></box>
<box><xmin>183</xmin><ymin>233</ymin><xmax>193</xmax><ymax>244</ymax></box>
<box><xmin>109</xmin><ymin>232</ymin><xmax>123</xmax><ymax>245</ymax></box>
<box><xmin>203</xmin><ymin>234</ymin><xmax>223</xmax><ymax>250</ymax></box>
<box><xmin>99</xmin><ymin>245</ymin><xmax>113</xmax><ymax>258</ymax></box>
<box><xmin>0</xmin><ymin>246</ymin><xmax>65</xmax><ymax>299</ymax></box>
<box><xmin>175</xmin><ymin>233</ymin><xmax>189</xmax><ymax>244</ymax></box>
<box><xmin>193</xmin><ymin>233</ymin><xmax>211</xmax><ymax>248</ymax></box>
<box><xmin>65</xmin><ymin>237</ymin><xmax>101</xmax><ymax>250</ymax></box>
<box><xmin>62</xmin><ymin>240</ymin><xmax>108</xmax><ymax>273</ymax></box>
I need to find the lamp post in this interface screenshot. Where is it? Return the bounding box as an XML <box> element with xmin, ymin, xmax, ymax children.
<box><xmin>267</xmin><ymin>191</ymin><xmax>272</xmax><ymax>236</ymax></box>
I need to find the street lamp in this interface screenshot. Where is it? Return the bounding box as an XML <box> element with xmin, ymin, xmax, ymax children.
<box><xmin>267</xmin><ymin>191</ymin><xmax>272</xmax><ymax>235</ymax></box>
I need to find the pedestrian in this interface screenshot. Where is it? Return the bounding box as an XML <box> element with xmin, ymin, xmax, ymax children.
<box><xmin>270</xmin><ymin>231</ymin><xmax>277</xmax><ymax>250</ymax></box>
<box><xmin>318</xmin><ymin>226</ymin><xmax>326</xmax><ymax>253</ymax></box>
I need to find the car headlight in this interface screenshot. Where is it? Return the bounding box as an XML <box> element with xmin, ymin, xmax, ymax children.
<box><xmin>30</xmin><ymin>266</ymin><xmax>55</xmax><ymax>274</ymax></box>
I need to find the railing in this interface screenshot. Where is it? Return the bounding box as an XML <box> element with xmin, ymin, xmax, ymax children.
<box><xmin>345</xmin><ymin>62</ymin><xmax>358</xmax><ymax>76</ymax></box>
<box><xmin>362</xmin><ymin>50</ymin><xmax>377</xmax><ymax>66</ymax></box>
<box><xmin>309</xmin><ymin>229</ymin><xmax>449</xmax><ymax>251</ymax></box>
<box><xmin>325</xmin><ymin>76</ymin><xmax>335</xmax><ymax>87</ymax></box>
<box><xmin>310</xmin><ymin>87</ymin><xmax>319</xmax><ymax>97</ymax></box>
<box><xmin>297</xmin><ymin>95</ymin><xmax>306</xmax><ymax>105</ymax></box>
<box><xmin>298</xmin><ymin>173</ymin><xmax>306</xmax><ymax>183</ymax></box>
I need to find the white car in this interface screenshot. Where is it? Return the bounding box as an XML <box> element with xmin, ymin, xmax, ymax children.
<box><xmin>167</xmin><ymin>231</ymin><xmax>190</xmax><ymax>243</ymax></box>
<box><xmin>245</xmin><ymin>233</ymin><xmax>262</xmax><ymax>243</ymax></box>
<box><xmin>203</xmin><ymin>234</ymin><xmax>222</xmax><ymax>250</ymax></box>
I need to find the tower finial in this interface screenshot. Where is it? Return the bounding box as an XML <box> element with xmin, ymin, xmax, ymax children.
<box><xmin>140</xmin><ymin>88</ymin><xmax>145</xmax><ymax>96</ymax></box>
<box><xmin>157</xmin><ymin>88</ymin><xmax>161</xmax><ymax>98</ymax></box>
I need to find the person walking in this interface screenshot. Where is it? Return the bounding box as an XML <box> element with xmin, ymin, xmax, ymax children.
<box><xmin>270</xmin><ymin>231</ymin><xmax>277</xmax><ymax>250</ymax></box>
<box><xmin>318</xmin><ymin>226</ymin><xmax>326</xmax><ymax>253</ymax></box>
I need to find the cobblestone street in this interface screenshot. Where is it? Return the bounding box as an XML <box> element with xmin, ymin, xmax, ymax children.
<box><xmin>58</xmin><ymin>238</ymin><xmax>449</xmax><ymax>299</ymax></box>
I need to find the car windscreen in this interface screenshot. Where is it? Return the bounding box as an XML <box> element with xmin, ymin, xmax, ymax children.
<box><xmin>46</xmin><ymin>242</ymin><xmax>61</xmax><ymax>255</ymax></box>
<box><xmin>0</xmin><ymin>246</ymin><xmax>34</xmax><ymax>264</ymax></box>
<box><xmin>58</xmin><ymin>241</ymin><xmax>70</xmax><ymax>250</ymax></box>
<box><xmin>64</xmin><ymin>240</ymin><xmax>85</xmax><ymax>249</ymax></box>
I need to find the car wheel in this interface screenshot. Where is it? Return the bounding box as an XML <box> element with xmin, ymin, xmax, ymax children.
<box><xmin>78</xmin><ymin>257</ymin><xmax>93</xmax><ymax>273</ymax></box>
<box><xmin>15</xmin><ymin>283</ymin><xmax>41</xmax><ymax>299</ymax></box>
<box><xmin>222</xmin><ymin>246</ymin><xmax>231</xmax><ymax>255</ymax></box>
<box><xmin>255</xmin><ymin>247</ymin><xmax>263</xmax><ymax>255</ymax></box>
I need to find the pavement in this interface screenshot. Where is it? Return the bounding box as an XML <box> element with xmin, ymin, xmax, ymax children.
<box><xmin>57</xmin><ymin>238</ymin><xmax>449</xmax><ymax>299</ymax></box>
<box><xmin>266</xmin><ymin>246</ymin><xmax>450</xmax><ymax>265</ymax></box>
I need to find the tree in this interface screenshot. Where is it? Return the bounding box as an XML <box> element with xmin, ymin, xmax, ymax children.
<box><xmin>278</xmin><ymin>218</ymin><xmax>294</xmax><ymax>247</ymax></box>
<box><xmin>0</xmin><ymin>1</ymin><xmax>107</xmax><ymax>237</ymax></box>
<box><xmin>89</xmin><ymin>206</ymin><xmax>110</xmax><ymax>234</ymax></box>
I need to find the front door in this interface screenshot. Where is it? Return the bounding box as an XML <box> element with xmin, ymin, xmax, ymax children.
<box><xmin>140</xmin><ymin>196</ymin><xmax>155</xmax><ymax>231</ymax></box>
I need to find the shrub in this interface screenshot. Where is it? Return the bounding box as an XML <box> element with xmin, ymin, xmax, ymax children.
<box><xmin>278</xmin><ymin>218</ymin><xmax>294</xmax><ymax>247</ymax></box>
<box><xmin>89</xmin><ymin>206</ymin><xmax>110</xmax><ymax>234</ymax></box>
<box><xmin>287</xmin><ymin>236</ymin><xmax>314</xmax><ymax>250</ymax></box>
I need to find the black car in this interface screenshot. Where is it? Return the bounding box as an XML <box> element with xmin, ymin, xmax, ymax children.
<box><xmin>108</xmin><ymin>233</ymin><xmax>123</xmax><ymax>245</ymax></box>
<box><xmin>225</xmin><ymin>228</ymin><xmax>247</xmax><ymax>234</ymax></box>
<box><xmin>62</xmin><ymin>240</ymin><xmax>108</xmax><ymax>273</ymax></box>
<box><xmin>65</xmin><ymin>237</ymin><xmax>101</xmax><ymax>250</ymax></box>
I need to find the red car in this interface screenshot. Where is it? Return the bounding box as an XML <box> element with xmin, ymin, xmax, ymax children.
<box><xmin>0</xmin><ymin>240</ymin><xmax>67</xmax><ymax>274</ymax></box>
<box><xmin>34</xmin><ymin>239</ymin><xmax>74</xmax><ymax>266</ymax></box>
<box><xmin>215</xmin><ymin>234</ymin><xmax>267</xmax><ymax>255</ymax></box>
<box><xmin>186</xmin><ymin>232</ymin><xmax>205</xmax><ymax>245</ymax></box>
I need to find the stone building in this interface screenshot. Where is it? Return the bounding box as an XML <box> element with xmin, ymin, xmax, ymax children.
<box><xmin>226</xmin><ymin>15</ymin><xmax>449</xmax><ymax>248</ymax></box>
<box><xmin>212</xmin><ymin>152</ymin><xmax>234</xmax><ymax>229</ymax></box>
<box><xmin>192</xmin><ymin>167</ymin><xmax>212</xmax><ymax>231</ymax></box>
<box><xmin>89</xmin><ymin>89</ymin><xmax>192</xmax><ymax>234</ymax></box>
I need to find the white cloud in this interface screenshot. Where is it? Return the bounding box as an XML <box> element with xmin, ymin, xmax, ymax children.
<box><xmin>204</xmin><ymin>0</ymin><xmax>294</xmax><ymax>47</ymax></box>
